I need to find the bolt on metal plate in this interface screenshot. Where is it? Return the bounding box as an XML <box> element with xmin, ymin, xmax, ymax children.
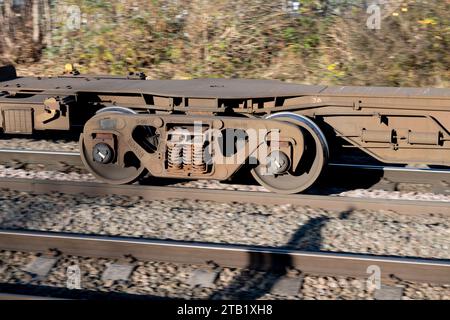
<box><xmin>187</xmin><ymin>269</ymin><xmax>218</xmax><ymax>288</ymax></box>
<box><xmin>374</xmin><ymin>285</ymin><xmax>404</xmax><ymax>300</ymax></box>
<box><xmin>102</xmin><ymin>263</ymin><xmax>134</xmax><ymax>281</ymax></box>
<box><xmin>270</xmin><ymin>275</ymin><xmax>303</xmax><ymax>296</ymax></box>
<box><xmin>23</xmin><ymin>257</ymin><xmax>57</xmax><ymax>276</ymax></box>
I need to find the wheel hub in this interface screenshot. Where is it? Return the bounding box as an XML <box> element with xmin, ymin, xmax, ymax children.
<box><xmin>265</xmin><ymin>150</ymin><xmax>290</xmax><ymax>175</ymax></box>
<box><xmin>93</xmin><ymin>143</ymin><xmax>114</xmax><ymax>164</ymax></box>
<box><xmin>251</xmin><ymin>112</ymin><xmax>329</xmax><ymax>194</ymax></box>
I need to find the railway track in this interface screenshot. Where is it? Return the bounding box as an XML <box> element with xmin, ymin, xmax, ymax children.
<box><xmin>0</xmin><ymin>283</ymin><xmax>172</xmax><ymax>300</ymax></box>
<box><xmin>0</xmin><ymin>148</ymin><xmax>449</xmax><ymax>194</ymax></box>
<box><xmin>0</xmin><ymin>149</ymin><xmax>449</xmax><ymax>299</ymax></box>
<box><xmin>0</xmin><ymin>283</ymin><xmax>164</xmax><ymax>300</ymax></box>
<box><xmin>0</xmin><ymin>229</ymin><xmax>449</xmax><ymax>286</ymax></box>
<box><xmin>0</xmin><ymin>148</ymin><xmax>82</xmax><ymax>166</ymax></box>
<box><xmin>0</xmin><ymin>176</ymin><xmax>449</xmax><ymax>215</ymax></box>
<box><xmin>0</xmin><ymin>292</ymin><xmax>66</xmax><ymax>300</ymax></box>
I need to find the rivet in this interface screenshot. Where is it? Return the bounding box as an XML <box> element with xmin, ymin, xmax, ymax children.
<box><xmin>153</xmin><ymin>117</ymin><xmax>164</xmax><ymax>128</ymax></box>
<box><xmin>213</xmin><ymin>119</ymin><xmax>223</xmax><ymax>129</ymax></box>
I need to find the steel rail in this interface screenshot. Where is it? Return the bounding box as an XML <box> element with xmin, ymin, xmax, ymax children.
<box><xmin>0</xmin><ymin>177</ymin><xmax>449</xmax><ymax>215</ymax></box>
<box><xmin>330</xmin><ymin>162</ymin><xmax>446</xmax><ymax>173</ymax></box>
<box><xmin>0</xmin><ymin>148</ymin><xmax>449</xmax><ymax>182</ymax></box>
<box><xmin>1</xmin><ymin>147</ymin><xmax>450</xmax><ymax>172</ymax></box>
<box><xmin>0</xmin><ymin>229</ymin><xmax>449</xmax><ymax>284</ymax></box>
<box><xmin>0</xmin><ymin>283</ymin><xmax>164</xmax><ymax>300</ymax></box>
<box><xmin>0</xmin><ymin>148</ymin><xmax>82</xmax><ymax>166</ymax></box>
<box><xmin>0</xmin><ymin>293</ymin><xmax>66</xmax><ymax>300</ymax></box>
<box><xmin>329</xmin><ymin>162</ymin><xmax>450</xmax><ymax>188</ymax></box>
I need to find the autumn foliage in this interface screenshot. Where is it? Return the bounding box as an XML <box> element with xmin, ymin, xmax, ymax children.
<box><xmin>1</xmin><ymin>0</ymin><xmax>448</xmax><ymax>87</ymax></box>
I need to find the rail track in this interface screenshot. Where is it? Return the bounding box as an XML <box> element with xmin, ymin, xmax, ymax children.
<box><xmin>0</xmin><ymin>229</ymin><xmax>449</xmax><ymax>286</ymax></box>
<box><xmin>0</xmin><ymin>176</ymin><xmax>449</xmax><ymax>215</ymax></box>
<box><xmin>0</xmin><ymin>292</ymin><xmax>66</xmax><ymax>300</ymax></box>
<box><xmin>0</xmin><ymin>283</ymin><xmax>164</xmax><ymax>300</ymax></box>
<box><xmin>0</xmin><ymin>148</ymin><xmax>82</xmax><ymax>167</ymax></box>
<box><xmin>0</xmin><ymin>283</ymin><xmax>170</xmax><ymax>300</ymax></box>
<box><xmin>0</xmin><ymin>149</ymin><xmax>449</xmax><ymax>299</ymax></box>
<box><xmin>0</xmin><ymin>148</ymin><xmax>449</xmax><ymax>194</ymax></box>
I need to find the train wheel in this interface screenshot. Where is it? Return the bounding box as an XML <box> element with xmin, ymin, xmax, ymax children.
<box><xmin>79</xmin><ymin>107</ymin><xmax>148</xmax><ymax>184</ymax></box>
<box><xmin>251</xmin><ymin>112</ymin><xmax>329</xmax><ymax>194</ymax></box>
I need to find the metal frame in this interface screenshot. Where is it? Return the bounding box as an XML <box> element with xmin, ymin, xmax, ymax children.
<box><xmin>1</xmin><ymin>65</ymin><xmax>449</xmax><ymax>192</ymax></box>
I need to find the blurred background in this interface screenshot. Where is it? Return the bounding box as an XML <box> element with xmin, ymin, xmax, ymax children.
<box><xmin>0</xmin><ymin>0</ymin><xmax>448</xmax><ymax>86</ymax></box>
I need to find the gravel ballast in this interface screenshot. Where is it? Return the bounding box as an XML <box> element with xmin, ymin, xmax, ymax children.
<box><xmin>1</xmin><ymin>164</ymin><xmax>450</xmax><ymax>201</ymax></box>
<box><xmin>0</xmin><ymin>138</ymin><xmax>79</xmax><ymax>152</ymax></box>
<box><xmin>0</xmin><ymin>140</ymin><xmax>449</xmax><ymax>300</ymax></box>
<box><xmin>1</xmin><ymin>136</ymin><xmax>450</xmax><ymax>201</ymax></box>
<box><xmin>0</xmin><ymin>190</ymin><xmax>449</xmax><ymax>260</ymax></box>
<box><xmin>0</xmin><ymin>250</ymin><xmax>449</xmax><ymax>300</ymax></box>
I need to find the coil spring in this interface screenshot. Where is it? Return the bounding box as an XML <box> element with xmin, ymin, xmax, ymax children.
<box><xmin>181</xmin><ymin>143</ymin><xmax>206</xmax><ymax>172</ymax></box>
<box><xmin>182</xmin><ymin>144</ymin><xmax>192</xmax><ymax>170</ymax></box>
<box><xmin>167</xmin><ymin>127</ymin><xmax>206</xmax><ymax>173</ymax></box>
<box><xmin>192</xmin><ymin>142</ymin><xmax>206</xmax><ymax>173</ymax></box>
<box><xmin>167</xmin><ymin>143</ymin><xmax>183</xmax><ymax>170</ymax></box>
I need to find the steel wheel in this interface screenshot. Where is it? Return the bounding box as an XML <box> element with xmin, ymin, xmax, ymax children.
<box><xmin>79</xmin><ymin>107</ymin><xmax>147</xmax><ymax>184</ymax></box>
<box><xmin>251</xmin><ymin>112</ymin><xmax>329</xmax><ymax>194</ymax></box>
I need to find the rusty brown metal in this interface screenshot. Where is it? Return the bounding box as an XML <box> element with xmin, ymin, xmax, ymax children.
<box><xmin>1</xmin><ymin>149</ymin><xmax>449</xmax><ymax>194</ymax></box>
<box><xmin>0</xmin><ymin>148</ymin><xmax>449</xmax><ymax>194</ymax></box>
<box><xmin>0</xmin><ymin>229</ymin><xmax>449</xmax><ymax>284</ymax></box>
<box><xmin>80</xmin><ymin>113</ymin><xmax>305</xmax><ymax>187</ymax></box>
<box><xmin>0</xmin><ymin>177</ymin><xmax>449</xmax><ymax>215</ymax></box>
<box><xmin>0</xmin><ymin>292</ymin><xmax>66</xmax><ymax>300</ymax></box>
<box><xmin>1</xmin><ymin>65</ymin><xmax>449</xmax><ymax>193</ymax></box>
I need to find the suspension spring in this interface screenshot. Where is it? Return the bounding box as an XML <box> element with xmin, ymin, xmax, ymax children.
<box><xmin>192</xmin><ymin>142</ymin><xmax>206</xmax><ymax>173</ymax></box>
<box><xmin>182</xmin><ymin>144</ymin><xmax>193</xmax><ymax>170</ymax></box>
<box><xmin>167</xmin><ymin>142</ymin><xmax>183</xmax><ymax>170</ymax></box>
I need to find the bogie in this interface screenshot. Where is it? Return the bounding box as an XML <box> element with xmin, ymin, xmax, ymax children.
<box><xmin>1</xmin><ymin>65</ymin><xmax>449</xmax><ymax>193</ymax></box>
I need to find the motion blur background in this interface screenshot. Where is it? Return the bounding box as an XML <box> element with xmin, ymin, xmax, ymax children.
<box><xmin>0</xmin><ymin>0</ymin><xmax>448</xmax><ymax>86</ymax></box>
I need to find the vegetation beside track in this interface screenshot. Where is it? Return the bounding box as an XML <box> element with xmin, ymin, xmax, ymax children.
<box><xmin>0</xmin><ymin>0</ymin><xmax>449</xmax><ymax>87</ymax></box>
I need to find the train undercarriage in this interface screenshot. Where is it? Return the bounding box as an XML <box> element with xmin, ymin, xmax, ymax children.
<box><xmin>1</xmin><ymin>65</ymin><xmax>449</xmax><ymax>193</ymax></box>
